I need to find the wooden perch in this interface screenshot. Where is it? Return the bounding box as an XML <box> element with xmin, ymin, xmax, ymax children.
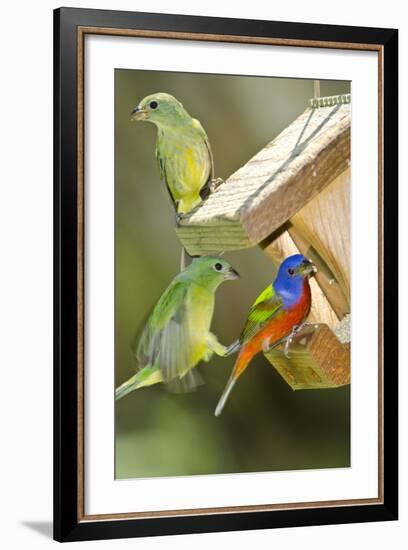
<box><xmin>265</xmin><ymin>324</ymin><xmax>350</xmax><ymax>390</ymax></box>
<box><xmin>176</xmin><ymin>102</ymin><xmax>350</xmax><ymax>255</ymax></box>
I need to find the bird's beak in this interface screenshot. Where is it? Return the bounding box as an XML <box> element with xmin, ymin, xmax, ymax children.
<box><xmin>226</xmin><ymin>267</ymin><xmax>240</xmax><ymax>280</ymax></box>
<box><xmin>299</xmin><ymin>259</ymin><xmax>317</xmax><ymax>276</ymax></box>
<box><xmin>130</xmin><ymin>106</ymin><xmax>148</xmax><ymax>121</ymax></box>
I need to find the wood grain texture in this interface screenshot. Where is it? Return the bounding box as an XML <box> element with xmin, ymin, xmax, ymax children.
<box><xmin>291</xmin><ymin>169</ymin><xmax>350</xmax><ymax>308</ymax></box>
<box><xmin>265</xmin><ymin>324</ymin><xmax>350</xmax><ymax>390</ymax></box>
<box><xmin>79</xmin><ymin>27</ymin><xmax>383</xmax><ymax>53</ymax></box>
<box><xmin>176</xmin><ymin>103</ymin><xmax>350</xmax><ymax>255</ymax></box>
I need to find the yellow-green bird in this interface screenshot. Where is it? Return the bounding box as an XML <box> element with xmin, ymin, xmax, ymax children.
<box><xmin>130</xmin><ymin>92</ymin><xmax>215</xmax><ymax>215</ymax></box>
<box><xmin>115</xmin><ymin>256</ymin><xmax>240</xmax><ymax>400</ymax></box>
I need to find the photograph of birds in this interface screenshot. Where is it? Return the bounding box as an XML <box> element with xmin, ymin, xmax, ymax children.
<box><xmin>215</xmin><ymin>254</ymin><xmax>316</xmax><ymax>416</ymax></box>
<box><xmin>131</xmin><ymin>92</ymin><xmax>215</xmax><ymax>216</ymax></box>
<box><xmin>115</xmin><ymin>256</ymin><xmax>240</xmax><ymax>401</ymax></box>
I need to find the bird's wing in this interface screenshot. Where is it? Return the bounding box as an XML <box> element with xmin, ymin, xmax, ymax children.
<box><xmin>240</xmin><ymin>284</ymin><xmax>283</xmax><ymax>344</ymax></box>
<box><xmin>136</xmin><ymin>280</ymin><xmax>201</xmax><ymax>391</ymax></box>
<box><xmin>155</xmin><ymin>135</ymin><xmax>166</xmax><ymax>181</ymax></box>
<box><xmin>155</xmin><ymin>135</ymin><xmax>177</xmax><ymax>208</ymax></box>
<box><xmin>192</xmin><ymin>118</ymin><xmax>214</xmax><ymax>180</ymax></box>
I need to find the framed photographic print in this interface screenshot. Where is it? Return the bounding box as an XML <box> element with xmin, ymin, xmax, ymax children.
<box><xmin>54</xmin><ymin>7</ymin><xmax>398</xmax><ymax>542</ymax></box>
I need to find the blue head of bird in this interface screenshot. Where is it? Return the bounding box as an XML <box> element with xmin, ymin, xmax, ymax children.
<box><xmin>273</xmin><ymin>254</ymin><xmax>316</xmax><ymax>307</ymax></box>
<box><xmin>130</xmin><ymin>92</ymin><xmax>189</xmax><ymax>127</ymax></box>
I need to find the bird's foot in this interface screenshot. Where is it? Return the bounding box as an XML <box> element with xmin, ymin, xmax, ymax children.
<box><xmin>283</xmin><ymin>322</ymin><xmax>310</xmax><ymax>358</ymax></box>
<box><xmin>200</xmin><ymin>178</ymin><xmax>224</xmax><ymax>201</ymax></box>
<box><xmin>283</xmin><ymin>336</ymin><xmax>293</xmax><ymax>359</ymax></box>
<box><xmin>175</xmin><ymin>212</ymin><xmax>184</xmax><ymax>227</ymax></box>
<box><xmin>208</xmin><ymin>177</ymin><xmax>224</xmax><ymax>193</ymax></box>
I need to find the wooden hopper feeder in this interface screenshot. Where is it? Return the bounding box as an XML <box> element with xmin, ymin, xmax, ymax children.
<box><xmin>265</xmin><ymin>323</ymin><xmax>350</xmax><ymax>390</ymax></box>
<box><xmin>176</xmin><ymin>93</ymin><xmax>351</xmax><ymax>390</ymax></box>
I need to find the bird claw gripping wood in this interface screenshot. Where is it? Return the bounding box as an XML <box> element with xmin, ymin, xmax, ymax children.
<box><xmin>283</xmin><ymin>321</ymin><xmax>309</xmax><ymax>358</ymax></box>
<box><xmin>175</xmin><ymin>212</ymin><xmax>184</xmax><ymax>227</ymax></box>
<box><xmin>208</xmin><ymin>177</ymin><xmax>224</xmax><ymax>193</ymax></box>
<box><xmin>199</xmin><ymin>177</ymin><xmax>224</xmax><ymax>201</ymax></box>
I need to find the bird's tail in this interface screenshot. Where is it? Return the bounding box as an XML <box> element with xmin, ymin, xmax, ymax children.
<box><xmin>115</xmin><ymin>365</ymin><xmax>160</xmax><ymax>401</ymax></box>
<box><xmin>115</xmin><ymin>373</ymin><xmax>142</xmax><ymax>401</ymax></box>
<box><xmin>214</xmin><ymin>373</ymin><xmax>237</xmax><ymax>417</ymax></box>
<box><xmin>214</xmin><ymin>347</ymin><xmax>252</xmax><ymax>416</ymax></box>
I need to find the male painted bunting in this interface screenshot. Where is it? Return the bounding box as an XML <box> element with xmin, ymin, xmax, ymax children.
<box><xmin>131</xmin><ymin>92</ymin><xmax>216</xmax><ymax>216</ymax></box>
<box><xmin>215</xmin><ymin>254</ymin><xmax>316</xmax><ymax>416</ymax></box>
<box><xmin>115</xmin><ymin>256</ymin><xmax>239</xmax><ymax>401</ymax></box>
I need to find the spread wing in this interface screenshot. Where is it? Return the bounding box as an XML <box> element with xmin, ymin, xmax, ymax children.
<box><xmin>136</xmin><ymin>281</ymin><xmax>201</xmax><ymax>392</ymax></box>
<box><xmin>240</xmin><ymin>284</ymin><xmax>283</xmax><ymax>345</ymax></box>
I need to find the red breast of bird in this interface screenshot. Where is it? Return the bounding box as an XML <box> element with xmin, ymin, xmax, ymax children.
<box><xmin>233</xmin><ymin>277</ymin><xmax>311</xmax><ymax>380</ymax></box>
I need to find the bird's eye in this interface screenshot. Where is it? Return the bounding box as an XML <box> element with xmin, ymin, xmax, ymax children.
<box><xmin>288</xmin><ymin>268</ymin><xmax>295</xmax><ymax>276</ymax></box>
<box><xmin>149</xmin><ymin>101</ymin><xmax>158</xmax><ymax>110</ymax></box>
<box><xmin>214</xmin><ymin>262</ymin><xmax>223</xmax><ymax>271</ymax></box>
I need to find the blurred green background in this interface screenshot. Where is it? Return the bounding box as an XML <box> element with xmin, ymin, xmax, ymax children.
<box><xmin>115</xmin><ymin>70</ymin><xmax>350</xmax><ymax>479</ymax></box>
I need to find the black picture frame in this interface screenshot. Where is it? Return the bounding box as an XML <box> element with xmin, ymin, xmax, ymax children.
<box><xmin>54</xmin><ymin>7</ymin><xmax>398</xmax><ymax>542</ymax></box>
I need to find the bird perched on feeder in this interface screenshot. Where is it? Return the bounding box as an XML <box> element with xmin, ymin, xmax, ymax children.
<box><xmin>130</xmin><ymin>92</ymin><xmax>218</xmax><ymax>217</ymax></box>
<box><xmin>115</xmin><ymin>256</ymin><xmax>239</xmax><ymax>401</ymax></box>
<box><xmin>215</xmin><ymin>254</ymin><xmax>316</xmax><ymax>416</ymax></box>
<box><xmin>130</xmin><ymin>92</ymin><xmax>220</xmax><ymax>269</ymax></box>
